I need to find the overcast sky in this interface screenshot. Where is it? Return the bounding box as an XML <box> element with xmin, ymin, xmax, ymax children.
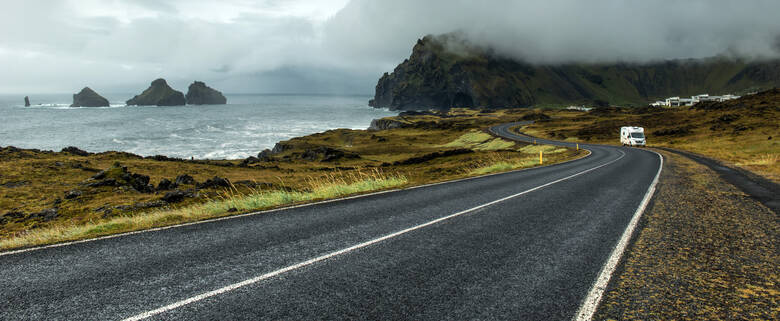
<box><xmin>2</xmin><ymin>0</ymin><xmax>779</xmax><ymax>94</ymax></box>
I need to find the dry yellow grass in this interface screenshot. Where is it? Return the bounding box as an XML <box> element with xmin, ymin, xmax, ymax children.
<box><xmin>0</xmin><ymin>169</ymin><xmax>407</xmax><ymax>250</ymax></box>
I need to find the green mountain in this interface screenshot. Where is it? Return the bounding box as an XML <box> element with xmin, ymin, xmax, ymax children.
<box><xmin>369</xmin><ymin>33</ymin><xmax>780</xmax><ymax>110</ymax></box>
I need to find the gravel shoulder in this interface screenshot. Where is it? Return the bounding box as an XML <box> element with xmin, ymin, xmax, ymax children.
<box><xmin>595</xmin><ymin>149</ymin><xmax>779</xmax><ymax>320</ymax></box>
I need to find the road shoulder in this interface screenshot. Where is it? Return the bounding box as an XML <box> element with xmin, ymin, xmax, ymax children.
<box><xmin>594</xmin><ymin>150</ymin><xmax>779</xmax><ymax>320</ymax></box>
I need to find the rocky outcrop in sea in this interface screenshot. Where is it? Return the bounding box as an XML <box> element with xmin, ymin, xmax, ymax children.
<box><xmin>185</xmin><ymin>81</ymin><xmax>227</xmax><ymax>105</ymax></box>
<box><xmin>24</xmin><ymin>96</ymin><xmax>30</xmax><ymax>107</ymax></box>
<box><xmin>71</xmin><ymin>87</ymin><xmax>110</xmax><ymax>107</ymax></box>
<box><xmin>126</xmin><ymin>78</ymin><xmax>186</xmax><ymax>106</ymax></box>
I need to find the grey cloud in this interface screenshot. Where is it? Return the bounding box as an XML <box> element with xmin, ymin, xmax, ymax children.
<box><xmin>0</xmin><ymin>0</ymin><xmax>778</xmax><ymax>94</ymax></box>
<box><xmin>322</xmin><ymin>0</ymin><xmax>780</xmax><ymax>64</ymax></box>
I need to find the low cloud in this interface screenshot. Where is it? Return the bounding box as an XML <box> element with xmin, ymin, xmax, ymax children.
<box><xmin>1</xmin><ymin>0</ymin><xmax>778</xmax><ymax>94</ymax></box>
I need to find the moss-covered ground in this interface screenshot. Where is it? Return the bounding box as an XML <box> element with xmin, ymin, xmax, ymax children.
<box><xmin>595</xmin><ymin>150</ymin><xmax>779</xmax><ymax>320</ymax></box>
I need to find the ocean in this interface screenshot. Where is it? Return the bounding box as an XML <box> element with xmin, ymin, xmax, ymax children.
<box><xmin>0</xmin><ymin>94</ymin><xmax>396</xmax><ymax>159</ymax></box>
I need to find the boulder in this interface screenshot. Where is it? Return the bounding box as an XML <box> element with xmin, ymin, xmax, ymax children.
<box><xmin>185</xmin><ymin>81</ymin><xmax>227</xmax><ymax>105</ymax></box>
<box><xmin>196</xmin><ymin>176</ymin><xmax>231</xmax><ymax>189</ymax></box>
<box><xmin>174</xmin><ymin>174</ymin><xmax>196</xmax><ymax>186</ymax></box>
<box><xmin>162</xmin><ymin>189</ymin><xmax>197</xmax><ymax>203</ymax></box>
<box><xmin>24</xmin><ymin>96</ymin><xmax>30</xmax><ymax>107</ymax></box>
<box><xmin>86</xmin><ymin>162</ymin><xmax>154</xmax><ymax>193</ymax></box>
<box><xmin>61</xmin><ymin>146</ymin><xmax>90</xmax><ymax>156</ymax></box>
<box><xmin>368</xmin><ymin>118</ymin><xmax>405</xmax><ymax>131</ymax></box>
<box><xmin>156</xmin><ymin>178</ymin><xmax>176</xmax><ymax>191</ymax></box>
<box><xmin>126</xmin><ymin>78</ymin><xmax>186</xmax><ymax>106</ymax></box>
<box><xmin>71</xmin><ymin>87</ymin><xmax>110</xmax><ymax>107</ymax></box>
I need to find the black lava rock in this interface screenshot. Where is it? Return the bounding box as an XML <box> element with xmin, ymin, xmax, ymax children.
<box><xmin>71</xmin><ymin>87</ymin><xmax>110</xmax><ymax>107</ymax></box>
<box><xmin>185</xmin><ymin>81</ymin><xmax>227</xmax><ymax>105</ymax></box>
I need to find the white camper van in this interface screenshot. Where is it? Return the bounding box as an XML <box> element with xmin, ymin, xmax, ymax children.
<box><xmin>620</xmin><ymin>126</ymin><xmax>646</xmax><ymax>147</ymax></box>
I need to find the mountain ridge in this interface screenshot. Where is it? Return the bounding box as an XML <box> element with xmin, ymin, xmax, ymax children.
<box><xmin>369</xmin><ymin>33</ymin><xmax>780</xmax><ymax>110</ymax></box>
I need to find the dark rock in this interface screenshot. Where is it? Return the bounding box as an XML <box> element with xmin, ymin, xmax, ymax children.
<box><xmin>86</xmin><ymin>162</ymin><xmax>153</xmax><ymax>193</ymax></box>
<box><xmin>257</xmin><ymin>149</ymin><xmax>274</xmax><ymax>160</ymax></box>
<box><xmin>126</xmin><ymin>78</ymin><xmax>186</xmax><ymax>106</ymax></box>
<box><xmin>24</xmin><ymin>96</ymin><xmax>30</xmax><ymax>107</ymax></box>
<box><xmin>64</xmin><ymin>189</ymin><xmax>82</xmax><ymax>199</ymax></box>
<box><xmin>156</xmin><ymin>178</ymin><xmax>176</xmax><ymax>191</ymax></box>
<box><xmin>393</xmin><ymin>149</ymin><xmax>474</xmax><ymax>166</ymax></box>
<box><xmin>33</xmin><ymin>208</ymin><xmax>58</xmax><ymax>221</ymax></box>
<box><xmin>61</xmin><ymin>146</ymin><xmax>90</xmax><ymax>156</ymax></box>
<box><xmin>70</xmin><ymin>87</ymin><xmax>110</xmax><ymax>107</ymax></box>
<box><xmin>2</xmin><ymin>211</ymin><xmax>26</xmax><ymax>219</ymax></box>
<box><xmin>132</xmin><ymin>201</ymin><xmax>167</xmax><ymax>210</ymax></box>
<box><xmin>197</xmin><ymin>176</ymin><xmax>231</xmax><ymax>189</ymax></box>
<box><xmin>87</xmin><ymin>178</ymin><xmax>119</xmax><ymax>188</ymax></box>
<box><xmin>162</xmin><ymin>189</ymin><xmax>196</xmax><ymax>203</ymax></box>
<box><xmin>185</xmin><ymin>81</ymin><xmax>227</xmax><ymax>105</ymax></box>
<box><xmin>1</xmin><ymin>181</ymin><xmax>29</xmax><ymax>188</ymax></box>
<box><xmin>174</xmin><ymin>174</ymin><xmax>196</xmax><ymax>186</ymax></box>
<box><xmin>271</xmin><ymin>143</ymin><xmax>293</xmax><ymax>154</ymax></box>
<box><xmin>239</xmin><ymin>156</ymin><xmax>259</xmax><ymax>167</ymax></box>
<box><xmin>145</xmin><ymin>155</ymin><xmax>184</xmax><ymax>162</ymax></box>
<box><xmin>368</xmin><ymin>118</ymin><xmax>405</xmax><ymax>131</ymax></box>
<box><xmin>520</xmin><ymin>113</ymin><xmax>551</xmax><ymax>121</ymax></box>
<box><xmin>300</xmin><ymin>147</ymin><xmax>359</xmax><ymax>162</ymax></box>
<box><xmin>227</xmin><ymin>207</ymin><xmax>238</xmax><ymax>213</ymax></box>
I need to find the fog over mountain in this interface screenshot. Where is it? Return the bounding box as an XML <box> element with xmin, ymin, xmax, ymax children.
<box><xmin>1</xmin><ymin>0</ymin><xmax>778</xmax><ymax>94</ymax></box>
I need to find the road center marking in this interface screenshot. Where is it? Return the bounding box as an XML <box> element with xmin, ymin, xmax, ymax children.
<box><xmin>123</xmin><ymin>151</ymin><xmax>626</xmax><ymax>321</ymax></box>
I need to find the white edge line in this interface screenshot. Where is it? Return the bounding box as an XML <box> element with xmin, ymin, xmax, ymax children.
<box><xmin>123</xmin><ymin>149</ymin><xmax>625</xmax><ymax>321</ymax></box>
<box><xmin>573</xmin><ymin>150</ymin><xmax>664</xmax><ymax>321</ymax></box>
<box><xmin>0</xmin><ymin>136</ymin><xmax>591</xmax><ymax>257</ymax></box>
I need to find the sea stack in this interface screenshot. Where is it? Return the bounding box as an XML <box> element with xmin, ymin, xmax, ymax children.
<box><xmin>71</xmin><ymin>87</ymin><xmax>110</xmax><ymax>107</ymax></box>
<box><xmin>24</xmin><ymin>96</ymin><xmax>30</xmax><ymax>107</ymax></box>
<box><xmin>126</xmin><ymin>78</ymin><xmax>186</xmax><ymax>106</ymax></box>
<box><xmin>185</xmin><ymin>81</ymin><xmax>227</xmax><ymax>105</ymax></box>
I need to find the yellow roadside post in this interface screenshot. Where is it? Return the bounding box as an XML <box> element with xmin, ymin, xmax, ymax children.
<box><xmin>539</xmin><ymin>150</ymin><xmax>543</xmax><ymax>164</ymax></box>
<box><xmin>576</xmin><ymin>143</ymin><xmax>579</xmax><ymax>150</ymax></box>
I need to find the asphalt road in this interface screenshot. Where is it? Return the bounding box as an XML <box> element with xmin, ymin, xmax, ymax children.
<box><xmin>1</xmin><ymin>122</ymin><xmax>662</xmax><ymax>320</ymax></box>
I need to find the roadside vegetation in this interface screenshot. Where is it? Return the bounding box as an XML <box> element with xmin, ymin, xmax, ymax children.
<box><xmin>1</xmin><ymin>109</ymin><xmax>584</xmax><ymax>250</ymax></box>
<box><xmin>596</xmin><ymin>150</ymin><xmax>779</xmax><ymax>320</ymax></box>
<box><xmin>517</xmin><ymin>88</ymin><xmax>780</xmax><ymax>182</ymax></box>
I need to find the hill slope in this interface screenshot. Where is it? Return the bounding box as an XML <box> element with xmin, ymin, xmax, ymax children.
<box><xmin>370</xmin><ymin>33</ymin><xmax>780</xmax><ymax>110</ymax></box>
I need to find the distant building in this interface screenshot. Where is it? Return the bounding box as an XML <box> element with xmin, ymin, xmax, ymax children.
<box><xmin>566</xmin><ymin>105</ymin><xmax>593</xmax><ymax>111</ymax></box>
<box><xmin>655</xmin><ymin>93</ymin><xmax>740</xmax><ymax>107</ymax></box>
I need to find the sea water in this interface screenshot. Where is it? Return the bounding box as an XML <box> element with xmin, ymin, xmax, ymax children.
<box><xmin>0</xmin><ymin>94</ymin><xmax>396</xmax><ymax>159</ymax></box>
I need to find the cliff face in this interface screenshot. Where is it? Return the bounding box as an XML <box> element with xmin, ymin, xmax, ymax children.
<box><xmin>370</xmin><ymin>34</ymin><xmax>780</xmax><ymax>110</ymax></box>
<box><xmin>126</xmin><ymin>79</ymin><xmax>186</xmax><ymax>106</ymax></box>
<box><xmin>185</xmin><ymin>81</ymin><xmax>227</xmax><ymax>105</ymax></box>
<box><xmin>71</xmin><ymin>87</ymin><xmax>109</xmax><ymax>107</ymax></box>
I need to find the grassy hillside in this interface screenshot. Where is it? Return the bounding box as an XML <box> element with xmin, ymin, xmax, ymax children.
<box><xmin>371</xmin><ymin>33</ymin><xmax>780</xmax><ymax>110</ymax></box>
<box><xmin>0</xmin><ymin>109</ymin><xmax>584</xmax><ymax>250</ymax></box>
<box><xmin>519</xmin><ymin>88</ymin><xmax>780</xmax><ymax>181</ymax></box>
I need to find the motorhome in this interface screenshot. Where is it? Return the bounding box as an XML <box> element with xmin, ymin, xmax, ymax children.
<box><xmin>620</xmin><ymin>126</ymin><xmax>646</xmax><ymax>147</ymax></box>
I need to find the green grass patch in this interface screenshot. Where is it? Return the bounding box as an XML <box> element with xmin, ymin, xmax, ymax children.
<box><xmin>470</xmin><ymin>159</ymin><xmax>537</xmax><ymax>175</ymax></box>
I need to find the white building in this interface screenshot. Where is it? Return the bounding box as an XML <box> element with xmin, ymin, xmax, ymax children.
<box><xmin>655</xmin><ymin>93</ymin><xmax>740</xmax><ymax>107</ymax></box>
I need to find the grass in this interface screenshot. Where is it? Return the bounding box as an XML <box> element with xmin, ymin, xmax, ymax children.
<box><xmin>442</xmin><ymin>131</ymin><xmax>516</xmax><ymax>150</ymax></box>
<box><xmin>1</xmin><ymin>108</ymin><xmax>586</xmax><ymax>251</ymax></box>
<box><xmin>517</xmin><ymin>95</ymin><xmax>780</xmax><ymax>181</ymax></box>
<box><xmin>0</xmin><ymin>169</ymin><xmax>407</xmax><ymax>250</ymax></box>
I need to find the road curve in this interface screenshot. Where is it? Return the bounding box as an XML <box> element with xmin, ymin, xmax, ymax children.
<box><xmin>1</xmin><ymin>122</ymin><xmax>661</xmax><ymax>320</ymax></box>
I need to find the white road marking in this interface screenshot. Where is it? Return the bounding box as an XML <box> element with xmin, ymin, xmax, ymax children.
<box><xmin>573</xmin><ymin>150</ymin><xmax>664</xmax><ymax>321</ymax></box>
<box><xmin>122</xmin><ymin>151</ymin><xmax>626</xmax><ymax>321</ymax></box>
